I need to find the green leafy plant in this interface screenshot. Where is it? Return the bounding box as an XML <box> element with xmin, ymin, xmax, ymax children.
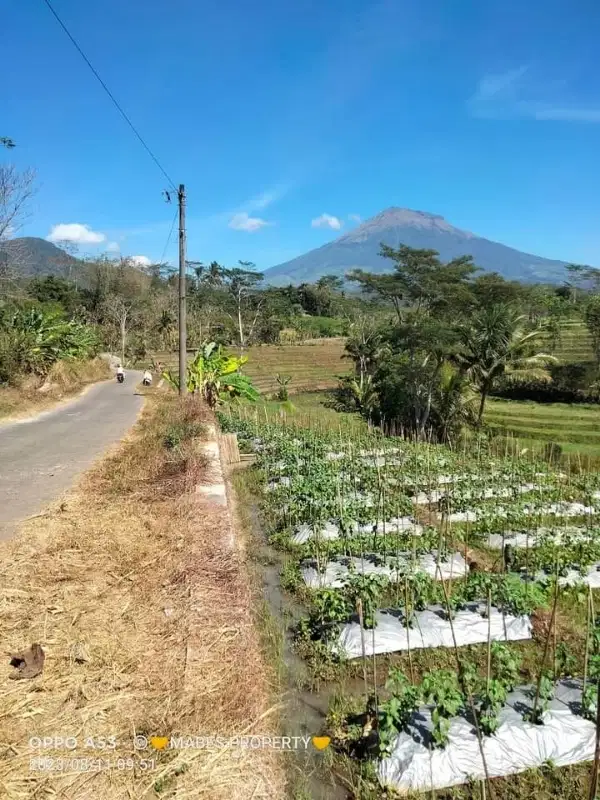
<box><xmin>377</xmin><ymin>670</ymin><xmax>421</xmax><ymax>755</ymax></box>
<box><xmin>582</xmin><ymin>684</ymin><xmax>597</xmax><ymax>722</ymax></box>
<box><xmin>525</xmin><ymin>671</ymin><xmax>554</xmax><ymax>725</ymax></box>
<box><xmin>421</xmin><ymin>671</ymin><xmax>464</xmax><ymax>748</ymax></box>
<box><xmin>555</xmin><ymin>642</ymin><xmax>576</xmax><ymax>678</ymax></box>
<box><xmin>346</xmin><ymin>573</ymin><xmax>388</xmax><ymax>629</ymax></box>
<box><xmin>275</xmin><ymin>373</ymin><xmax>292</xmax><ymax>402</ymax></box>
<box><xmin>311</xmin><ymin>589</ymin><xmax>351</xmax><ymax>626</ymax></box>
<box><xmin>163</xmin><ymin>341</ymin><xmax>260</xmax><ymax>408</ymax></box>
<box><xmin>490</xmin><ymin>642</ymin><xmax>522</xmax><ymax>691</ymax></box>
<box><xmin>478</xmin><ymin>679</ymin><xmax>507</xmax><ymax>736</ymax></box>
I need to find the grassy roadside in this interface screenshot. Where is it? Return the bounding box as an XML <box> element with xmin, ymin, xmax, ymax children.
<box><xmin>0</xmin><ymin>392</ymin><xmax>284</xmax><ymax>799</ymax></box>
<box><xmin>0</xmin><ymin>357</ymin><xmax>111</xmax><ymax>420</ymax></box>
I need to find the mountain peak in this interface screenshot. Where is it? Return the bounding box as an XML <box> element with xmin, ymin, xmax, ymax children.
<box><xmin>264</xmin><ymin>206</ymin><xmax>572</xmax><ymax>286</ymax></box>
<box><xmin>338</xmin><ymin>207</ymin><xmax>474</xmax><ymax>244</ymax></box>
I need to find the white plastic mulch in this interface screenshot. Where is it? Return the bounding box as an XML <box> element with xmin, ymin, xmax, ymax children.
<box><xmin>301</xmin><ymin>552</ymin><xmax>469</xmax><ymax>588</ymax></box>
<box><xmin>557</xmin><ymin>563</ymin><xmax>600</xmax><ymax>587</ymax></box>
<box><xmin>485</xmin><ymin>526</ymin><xmax>588</xmax><ymax>549</ymax></box>
<box><xmin>378</xmin><ymin>680</ymin><xmax>594</xmax><ymax>793</ymax></box>
<box><xmin>291</xmin><ymin>517</ymin><xmax>423</xmax><ymax>545</ymax></box>
<box><xmin>447</xmin><ymin>502</ymin><xmax>597</xmax><ymax>524</ymax></box>
<box><xmin>413</xmin><ymin>484</ymin><xmax>541</xmax><ymax>507</ymax></box>
<box><xmin>335</xmin><ymin>603</ymin><xmax>531</xmax><ymax>659</ymax></box>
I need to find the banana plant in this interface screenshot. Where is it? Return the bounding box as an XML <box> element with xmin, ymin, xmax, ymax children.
<box><xmin>162</xmin><ymin>341</ymin><xmax>260</xmax><ymax>408</ymax></box>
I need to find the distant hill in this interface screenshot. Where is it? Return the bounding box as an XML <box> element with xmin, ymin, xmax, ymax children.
<box><xmin>265</xmin><ymin>208</ymin><xmax>574</xmax><ymax>286</ymax></box>
<box><xmin>0</xmin><ymin>237</ymin><xmax>82</xmax><ymax>278</ymax></box>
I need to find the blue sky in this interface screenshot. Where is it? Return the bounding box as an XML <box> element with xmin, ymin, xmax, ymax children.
<box><xmin>4</xmin><ymin>0</ymin><xmax>600</xmax><ymax>270</ymax></box>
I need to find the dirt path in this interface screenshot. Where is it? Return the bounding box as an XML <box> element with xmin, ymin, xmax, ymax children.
<box><xmin>0</xmin><ymin>371</ymin><xmax>143</xmax><ymax>539</ymax></box>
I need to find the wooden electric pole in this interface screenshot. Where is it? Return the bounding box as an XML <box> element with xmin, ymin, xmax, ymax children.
<box><xmin>178</xmin><ymin>184</ymin><xmax>187</xmax><ymax>396</ymax></box>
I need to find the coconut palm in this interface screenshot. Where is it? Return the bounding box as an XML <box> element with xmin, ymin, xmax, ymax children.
<box><xmin>455</xmin><ymin>305</ymin><xmax>557</xmax><ymax>425</ymax></box>
<box><xmin>431</xmin><ymin>363</ymin><xmax>478</xmax><ymax>445</ymax></box>
<box><xmin>343</xmin><ymin>318</ymin><xmax>388</xmax><ymax>390</ymax></box>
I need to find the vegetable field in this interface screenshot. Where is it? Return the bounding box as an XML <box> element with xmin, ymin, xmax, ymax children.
<box><xmin>221</xmin><ymin>407</ymin><xmax>600</xmax><ymax>797</ymax></box>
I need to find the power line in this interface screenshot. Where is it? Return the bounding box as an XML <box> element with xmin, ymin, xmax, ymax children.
<box><xmin>159</xmin><ymin>208</ymin><xmax>178</xmax><ymax>265</ymax></box>
<box><xmin>41</xmin><ymin>0</ymin><xmax>177</xmax><ymax>191</ymax></box>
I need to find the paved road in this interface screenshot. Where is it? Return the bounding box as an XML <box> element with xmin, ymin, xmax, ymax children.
<box><xmin>0</xmin><ymin>372</ymin><xmax>144</xmax><ymax>539</ymax></box>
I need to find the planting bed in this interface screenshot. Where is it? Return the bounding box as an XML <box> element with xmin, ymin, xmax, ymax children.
<box><xmin>336</xmin><ymin>603</ymin><xmax>531</xmax><ymax>659</ymax></box>
<box><xmin>379</xmin><ymin>679</ymin><xmax>595</xmax><ymax>793</ymax></box>
<box><xmin>220</xmin><ymin>408</ymin><xmax>600</xmax><ymax>797</ymax></box>
<box><xmin>301</xmin><ymin>551</ymin><xmax>468</xmax><ymax>588</ymax></box>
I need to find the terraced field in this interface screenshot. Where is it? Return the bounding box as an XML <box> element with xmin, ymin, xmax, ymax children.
<box><xmin>485</xmin><ymin>397</ymin><xmax>600</xmax><ymax>458</ymax></box>
<box><xmin>242</xmin><ymin>339</ymin><xmax>347</xmax><ymax>395</ymax></box>
<box><xmin>549</xmin><ymin>317</ymin><xmax>594</xmax><ymax>363</ymax></box>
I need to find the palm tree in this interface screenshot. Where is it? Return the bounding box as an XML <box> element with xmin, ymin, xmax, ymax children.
<box><xmin>455</xmin><ymin>305</ymin><xmax>557</xmax><ymax>426</ymax></box>
<box><xmin>432</xmin><ymin>363</ymin><xmax>478</xmax><ymax>445</ymax></box>
<box><xmin>343</xmin><ymin>317</ymin><xmax>387</xmax><ymax>390</ymax></box>
<box><xmin>156</xmin><ymin>309</ymin><xmax>176</xmax><ymax>349</ymax></box>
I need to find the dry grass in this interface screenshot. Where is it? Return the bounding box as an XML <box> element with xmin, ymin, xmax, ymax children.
<box><xmin>0</xmin><ymin>357</ymin><xmax>111</xmax><ymax>420</ymax></box>
<box><xmin>0</xmin><ymin>393</ymin><xmax>284</xmax><ymax>799</ymax></box>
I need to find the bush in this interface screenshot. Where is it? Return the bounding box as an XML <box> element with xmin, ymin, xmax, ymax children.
<box><xmin>492</xmin><ymin>361</ymin><xmax>600</xmax><ymax>404</ymax></box>
<box><xmin>0</xmin><ymin>306</ymin><xmax>100</xmax><ymax>383</ymax></box>
<box><xmin>542</xmin><ymin>441</ymin><xmax>563</xmax><ymax>464</ymax></box>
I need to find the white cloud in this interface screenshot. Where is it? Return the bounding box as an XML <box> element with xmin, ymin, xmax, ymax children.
<box><xmin>469</xmin><ymin>66</ymin><xmax>600</xmax><ymax>123</ymax></box>
<box><xmin>474</xmin><ymin>66</ymin><xmax>528</xmax><ymax>102</ymax></box>
<box><xmin>229</xmin><ymin>212</ymin><xmax>272</xmax><ymax>233</ymax></box>
<box><xmin>532</xmin><ymin>106</ymin><xmax>600</xmax><ymax>122</ymax></box>
<box><xmin>130</xmin><ymin>255</ymin><xmax>152</xmax><ymax>267</ymax></box>
<box><xmin>47</xmin><ymin>223</ymin><xmax>106</xmax><ymax>245</ymax></box>
<box><xmin>348</xmin><ymin>213</ymin><xmax>361</xmax><ymax>223</ymax></box>
<box><xmin>106</xmin><ymin>241</ymin><xmax>120</xmax><ymax>253</ymax></box>
<box><xmin>246</xmin><ymin>185</ymin><xmax>289</xmax><ymax>211</ymax></box>
<box><xmin>311</xmin><ymin>213</ymin><xmax>343</xmax><ymax>231</ymax></box>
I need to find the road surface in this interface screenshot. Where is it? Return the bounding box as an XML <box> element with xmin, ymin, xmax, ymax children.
<box><xmin>0</xmin><ymin>372</ymin><xmax>143</xmax><ymax>539</ymax></box>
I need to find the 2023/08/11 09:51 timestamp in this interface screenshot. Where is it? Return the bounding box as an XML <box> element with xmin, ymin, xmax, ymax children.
<box><xmin>30</xmin><ymin>756</ymin><xmax>157</xmax><ymax>772</ymax></box>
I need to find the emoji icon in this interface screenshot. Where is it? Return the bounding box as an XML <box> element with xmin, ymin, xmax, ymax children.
<box><xmin>150</xmin><ymin>736</ymin><xmax>169</xmax><ymax>750</ymax></box>
<box><xmin>312</xmin><ymin>736</ymin><xmax>330</xmax><ymax>750</ymax></box>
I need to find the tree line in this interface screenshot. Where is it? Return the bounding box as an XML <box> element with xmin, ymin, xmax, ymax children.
<box><xmin>333</xmin><ymin>245</ymin><xmax>600</xmax><ymax>443</ymax></box>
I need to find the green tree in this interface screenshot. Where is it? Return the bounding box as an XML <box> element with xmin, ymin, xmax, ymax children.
<box><xmin>584</xmin><ymin>294</ymin><xmax>600</xmax><ymax>367</ymax></box>
<box><xmin>348</xmin><ymin>244</ymin><xmax>478</xmax><ymax>322</ymax></box>
<box><xmin>374</xmin><ymin>316</ymin><xmax>460</xmax><ymax>438</ymax></box>
<box><xmin>28</xmin><ymin>275</ymin><xmax>79</xmax><ymax>314</ymax></box>
<box><xmin>455</xmin><ymin>305</ymin><xmax>556</xmax><ymax>425</ymax></box>
<box><xmin>470</xmin><ymin>272</ymin><xmax>525</xmax><ymax>308</ymax></box>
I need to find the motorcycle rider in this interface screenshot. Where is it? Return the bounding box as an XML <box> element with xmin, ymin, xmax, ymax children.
<box><xmin>116</xmin><ymin>364</ymin><xmax>124</xmax><ymax>383</ymax></box>
<box><xmin>142</xmin><ymin>369</ymin><xmax>153</xmax><ymax>387</ymax></box>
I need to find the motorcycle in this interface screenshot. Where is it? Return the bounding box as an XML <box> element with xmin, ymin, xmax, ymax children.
<box><xmin>117</xmin><ymin>372</ymin><xmax>124</xmax><ymax>384</ymax></box>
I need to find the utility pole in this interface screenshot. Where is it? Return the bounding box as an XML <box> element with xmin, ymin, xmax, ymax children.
<box><xmin>178</xmin><ymin>183</ymin><xmax>187</xmax><ymax>396</ymax></box>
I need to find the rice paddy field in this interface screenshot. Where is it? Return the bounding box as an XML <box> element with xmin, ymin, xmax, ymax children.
<box><xmin>485</xmin><ymin>398</ymin><xmax>600</xmax><ymax>460</ymax></box>
<box><xmin>550</xmin><ymin>318</ymin><xmax>594</xmax><ymax>364</ymax></box>
<box><xmin>242</xmin><ymin>340</ymin><xmax>347</xmax><ymax>395</ymax></box>
<box><xmin>222</xmin><ymin>405</ymin><xmax>600</xmax><ymax>799</ymax></box>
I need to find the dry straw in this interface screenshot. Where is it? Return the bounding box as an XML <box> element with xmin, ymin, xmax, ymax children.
<box><xmin>0</xmin><ymin>393</ymin><xmax>284</xmax><ymax>799</ymax></box>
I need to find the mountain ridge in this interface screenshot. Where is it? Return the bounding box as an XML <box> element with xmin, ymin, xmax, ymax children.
<box><xmin>0</xmin><ymin>237</ymin><xmax>82</xmax><ymax>278</ymax></box>
<box><xmin>265</xmin><ymin>207</ymin><xmax>574</xmax><ymax>286</ymax></box>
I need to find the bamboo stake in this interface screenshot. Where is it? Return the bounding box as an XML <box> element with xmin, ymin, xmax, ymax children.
<box><xmin>437</xmin><ymin>567</ymin><xmax>496</xmax><ymax>800</ymax></box>
<box><xmin>486</xmin><ymin>589</ymin><xmax>492</xmax><ymax>692</ymax></box>
<box><xmin>531</xmin><ymin>576</ymin><xmax>560</xmax><ymax>721</ymax></box>
<box><xmin>357</xmin><ymin>598</ymin><xmax>368</xmax><ymax>696</ymax></box>
<box><xmin>583</xmin><ymin>586</ymin><xmax>592</xmax><ymax>699</ymax></box>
